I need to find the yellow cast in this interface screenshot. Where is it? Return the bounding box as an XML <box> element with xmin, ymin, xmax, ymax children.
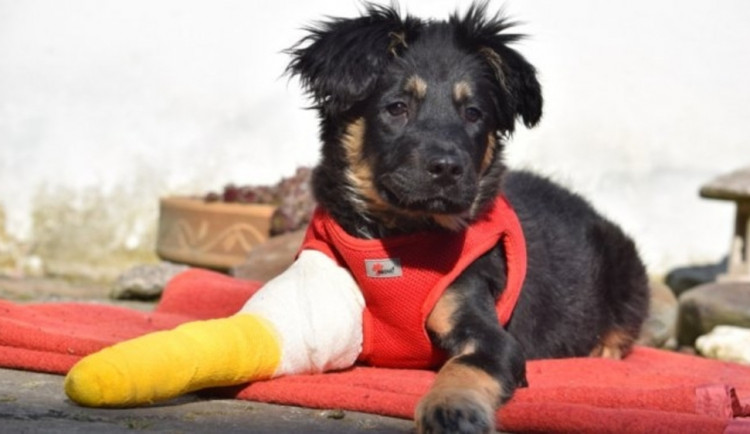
<box><xmin>64</xmin><ymin>313</ymin><xmax>281</xmax><ymax>407</ymax></box>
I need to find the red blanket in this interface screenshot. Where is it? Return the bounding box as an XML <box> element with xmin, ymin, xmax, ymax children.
<box><xmin>1</xmin><ymin>269</ymin><xmax>749</xmax><ymax>433</ymax></box>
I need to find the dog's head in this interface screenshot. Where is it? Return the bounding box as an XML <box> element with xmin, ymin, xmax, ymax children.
<box><xmin>288</xmin><ymin>2</ymin><xmax>542</xmax><ymax>235</ymax></box>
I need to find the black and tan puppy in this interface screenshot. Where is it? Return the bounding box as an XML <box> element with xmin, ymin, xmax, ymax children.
<box><xmin>287</xmin><ymin>3</ymin><xmax>649</xmax><ymax>433</ymax></box>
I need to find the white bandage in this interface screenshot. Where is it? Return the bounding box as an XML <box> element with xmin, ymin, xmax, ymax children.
<box><xmin>237</xmin><ymin>250</ymin><xmax>364</xmax><ymax>376</ymax></box>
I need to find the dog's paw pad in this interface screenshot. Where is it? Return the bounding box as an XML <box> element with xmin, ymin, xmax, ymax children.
<box><xmin>415</xmin><ymin>389</ymin><xmax>495</xmax><ymax>434</ymax></box>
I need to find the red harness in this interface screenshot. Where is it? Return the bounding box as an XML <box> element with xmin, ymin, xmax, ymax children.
<box><xmin>299</xmin><ymin>195</ymin><xmax>527</xmax><ymax>369</ymax></box>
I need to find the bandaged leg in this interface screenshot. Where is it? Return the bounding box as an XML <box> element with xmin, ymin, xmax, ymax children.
<box><xmin>65</xmin><ymin>250</ymin><xmax>364</xmax><ymax>407</ymax></box>
<box><xmin>65</xmin><ymin>314</ymin><xmax>280</xmax><ymax>407</ymax></box>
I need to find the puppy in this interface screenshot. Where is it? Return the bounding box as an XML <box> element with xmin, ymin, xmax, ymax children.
<box><xmin>284</xmin><ymin>3</ymin><xmax>650</xmax><ymax>433</ymax></box>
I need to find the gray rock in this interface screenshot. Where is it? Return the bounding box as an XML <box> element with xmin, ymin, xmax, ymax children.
<box><xmin>111</xmin><ymin>262</ymin><xmax>189</xmax><ymax>300</ymax></box>
<box><xmin>231</xmin><ymin>230</ymin><xmax>305</xmax><ymax>283</ymax></box>
<box><xmin>637</xmin><ymin>281</ymin><xmax>678</xmax><ymax>348</ymax></box>
<box><xmin>676</xmin><ymin>281</ymin><xmax>750</xmax><ymax>346</ymax></box>
<box><xmin>665</xmin><ymin>258</ymin><xmax>727</xmax><ymax>295</ymax></box>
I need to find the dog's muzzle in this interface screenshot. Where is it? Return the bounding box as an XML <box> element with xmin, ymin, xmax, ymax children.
<box><xmin>377</xmin><ymin>150</ymin><xmax>477</xmax><ymax>214</ymax></box>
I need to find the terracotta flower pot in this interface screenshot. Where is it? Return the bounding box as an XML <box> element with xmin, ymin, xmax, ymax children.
<box><xmin>156</xmin><ymin>196</ymin><xmax>276</xmax><ymax>269</ymax></box>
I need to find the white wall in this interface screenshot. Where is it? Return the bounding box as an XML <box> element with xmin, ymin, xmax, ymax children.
<box><xmin>1</xmin><ymin>0</ymin><xmax>748</xmax><ymax>277</ymax></box>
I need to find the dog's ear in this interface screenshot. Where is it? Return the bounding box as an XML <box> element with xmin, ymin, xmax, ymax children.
<box><xmin>452</xmin><ymin>3</ymin><xmax>543</xmax><ymax>130</ymax></box>
<box><xmin>287</xmin><ymin>4</ymin><xmax>419</xmax><ymax>117</ymax></box>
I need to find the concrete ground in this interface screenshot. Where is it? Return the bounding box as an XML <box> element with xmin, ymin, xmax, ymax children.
<box><xmin>0</xmin><ymin>276</ymin><xmax>414</xmax><ymax>433</ymax></box>
<box><xmin>0</xmin><ymin>368</ymin><xmax>413</xmax><ymax>434</ymax></box>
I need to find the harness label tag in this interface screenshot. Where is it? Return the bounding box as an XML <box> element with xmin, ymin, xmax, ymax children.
<box><xmin>364</xmin><ymin>258</ymin><xmax>402</xmax><ymax>278</ymax></box>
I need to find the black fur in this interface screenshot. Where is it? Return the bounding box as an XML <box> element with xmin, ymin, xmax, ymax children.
<box><xmin>287</xmin><ymin>3</ymin><xmax>649</xmax><ymax>432</ymax></box>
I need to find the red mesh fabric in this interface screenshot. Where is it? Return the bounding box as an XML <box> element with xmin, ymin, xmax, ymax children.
<box><xmin>300</xmin><ymin>196</ymin><xmax>526</xmax><ymax>368</ymax></box>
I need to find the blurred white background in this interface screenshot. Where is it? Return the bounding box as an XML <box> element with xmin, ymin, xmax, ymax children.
<box><xmin>1</xmin><ymin>0</ymin><xmax>748</xmax><ymax>277</ymax></box>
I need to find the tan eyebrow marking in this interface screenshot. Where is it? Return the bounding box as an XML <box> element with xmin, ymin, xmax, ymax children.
<box><xmin>405</xmin><ymin>75</ymin><xmax>428</xmax><ymax>99</ymax></box>
<box><xmin>453</xmin><ymin>81</ymin><xmax>473</xmax><ymax>103</ymax></box>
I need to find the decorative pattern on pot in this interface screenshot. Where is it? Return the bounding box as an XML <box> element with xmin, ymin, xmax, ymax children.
<box><xmin>157</xmin><ymin>197</ymin><xmax>276</xmax><ymax>269</ymax></box>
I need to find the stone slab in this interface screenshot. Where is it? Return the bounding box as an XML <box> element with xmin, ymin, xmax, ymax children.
<box><xmin>0</xmin><ymin>368</ymin><xmax>413</xmax><ymax>434</ymax></box>
<box><xmin>700</xmin><ymin>166</ymin><xmax>750</xmax><ymax>201</ymax></box>
<box><xmin>677</xmin><ymin>282</ymin><xmax>750</xmax><ymax>345</ymax></box>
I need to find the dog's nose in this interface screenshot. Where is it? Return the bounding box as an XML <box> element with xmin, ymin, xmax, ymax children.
<box><xmin>426</xmin><ymin>156</ymin><xmax>464</xmax><ymax>183</ymax></box>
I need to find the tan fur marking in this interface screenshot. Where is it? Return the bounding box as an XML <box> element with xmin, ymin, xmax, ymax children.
<box><xmin>461</xmin><ymin>341</ymin><xmax>478</xmax><ymax>356</ymax></box>
<box><xmin>342</xmin><ymin>118</ymin><xmax>365</xmax><ymax>162</ymax></box>
<box><xmin>480</xmin><ymin>133</ymin><xmax>497</xmax><ymax>175</ymax></box>
<box><xmin>432</xmin><ymin>359</ymin><xmax>503</xmax><ymax>404</ymax></box>
<box><xmin>405</xmin><ymin>75</ymin><xmax>428</xmax><ymax>99</ymax></box>
<box><xmin>453</xmin><ymin>81</ymin><xmax>473</xmax><ymax>103</ymax></box>
<box><xmin>589</xmin><ymin>328</ymin><xmax>636</xmax><ymax>360</ymax></box>
<box><xmin>426</xmin><ymin>291</ymin><xmax>460</xmax><ymax>338</ymax></box>
<box><xmin>415</xmin><ymin>357</ymin><xmax>502</xmax><ymax>432</ymax></box>
<box><xmin>418</xmin><ymin>290</ymin><xmax>502</xmax><ymax>431</ymax></box>
<box><xmin>427</xmin><ymin>290</ymin><xmax>480</xmax><ymax>355</ymax></box>
<box><xmin>342</xmin><ymin>119</ymin><xmax>391</xmax><ymax>214</ymax></box>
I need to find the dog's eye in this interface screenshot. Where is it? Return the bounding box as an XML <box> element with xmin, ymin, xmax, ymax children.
<box><xmin>386</xmin><ymin>102</ymin><xmax>408</xmax><ymax>117</ymax></box>
<box><xmin>464</xmin><ymin>107</ymin><xmax>483</xmax><ymax>123</ymax></box>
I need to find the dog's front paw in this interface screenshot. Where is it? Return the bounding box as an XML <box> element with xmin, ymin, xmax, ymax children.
<box><xmin>415</xmin><ymin>388</ymin><xmax>495</xmax><ymax>434</ymax></box>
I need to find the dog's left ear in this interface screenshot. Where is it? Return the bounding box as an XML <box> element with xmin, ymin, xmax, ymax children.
<box><xmin>287</xmin><ymin>4</ymin><xmax>419</xmax><ymax>117</ymax></box>
<box><xmin>452</xmin><ymin>3</ymin><xmax>543</xmax><ymax>130</ymax></box>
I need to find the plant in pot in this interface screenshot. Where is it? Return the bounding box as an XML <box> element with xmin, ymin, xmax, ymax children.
<box><xmin>157</xmin><ymin>167</ymin><xmax>314</xmax><ymax>270</ymax></box>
